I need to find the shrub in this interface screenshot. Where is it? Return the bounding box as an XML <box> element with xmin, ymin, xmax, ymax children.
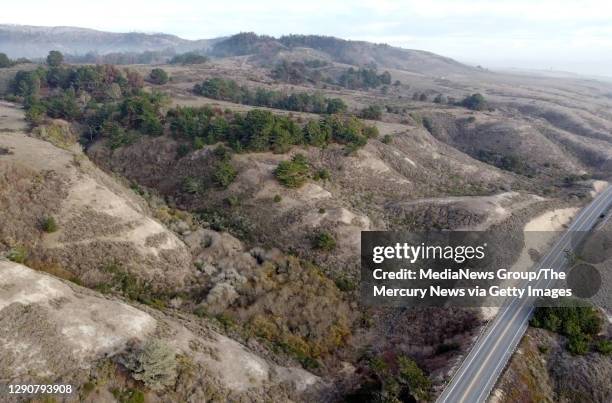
<box><xmin>46</xmin><ymin>50</ymin><xmax>64</xmax><ymax>67</ymax></box>
<box><xmin>225</xmin><ymin>195</ymin><xmax>240</xmax><ymax>207</ymax></box>
<box><xmin>359</xmin><ymin>105</ymin><xmax>383</xmax><ymax>120</ymax></box>
<box><xmin>182</xmin><ymin>177</ymin><xmax>202</xmax><ymax>194</ymax></box>
<box><xmin>422</xmin><ymin>117</ymin><xmax>434</xmax><ymax>134</ymax></box>
<box><xmin>25</xmin><ymin>102</ymin><xmax>46</xmax><ymax>125</ymax></box>
<box><xmin>313</xmin><ymin>168</ymin><xmax>330</xmax><ymax>181</ymax></box>
<box><xmin>567</xmin><ymin>333</ymin><xmax>590</xmax><ymax>355</ymax></box>
<box><xmin>122</xmin><ymin>339</ymin><xmax>177</xmax><ymax>391</ymax></box>
<box><xmin>169</xmin><ymin>52</ymin><xmax>209</xmax><ymax>65</ymax></box>
<box><xmin>312</xmin><ymin>231</ymin><xmax>336</xmax><ymax>251</ymax></box>
<box><xmin>397</xmin><ymin>355</ymin><xmax>432</xmax><ymax>401</ymax></box>
<box><xmin>381</xmin><ymin>134</ymin><xmax>392</xmax><ymax>144</ymax></box>
<box><xmin>213</xmin><ymin>161</ymin><xmax>237</xmax><ymax>188</ymax></box>
<box><xmin>7</xmin><ymin>246</ymin><xmax>28</xmax><ymax>264</ymax></box>
<box><xmin>461</xmin><ymin>93</ymin><xmax>487</xmax><ymax>110</ymax></box>
<box><xmin>149</xmin><ymin>68</ymin><xmax>169</xmax><ymax>85</ymax></box>
<box><xmin>531</xmin><ymin>301</ymin><xmax>603</xmax><ymax>354</ymax></box>
<box><xmin>433</xmin><ymin>94</ymin><xmax>445</xmax><ymax>104</ymax></box>
<box><xmin>595</xmin><ymin>339</ymin><xmax>612</xmax><ymax>355</ymax></box>
<box><xmin>0</xmin><ymin>52</ymin><xmax>12</xmax><ymax>68</ymax></box>
<box><xmin>274</xmin><ymin>154</ymin><xmax>310</xmax><ymax>188</ymax></box>
<box><xmin>335</xmin><ymin>276</ymin><xmax>356</xmax><ymax>292</ymax></box>
<box><xmin>176</xmin><ymin>143</ymin><xmax>190</xmax><ymax>158</ymax></box>
<box><xmin>273</xmin><ymin>194</ymin><xmax>282</xmax><ymax>203</ymax></box>
<box><xmin>41</xmin><ymin>216</ymin><xmax>58</xmax><ymax>233</ymax></box>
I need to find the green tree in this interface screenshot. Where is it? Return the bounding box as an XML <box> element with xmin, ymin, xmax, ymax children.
<box><xmin>433</xmin><ymin>94</ymin><xmax>445</xmax><ymax>104</ymax></box>
<box><xmin>595</xmin><ymin>339</ymin><xmax>612</xmax><ymax>355</ymax></box>
<box><xmin>461</xmin><ymin>93</ymin><xmax>487</xmax><ymax>110</ymax></box>
<box><xmin>149</xmin><ymin>68</ymin><xmax>169</xmax><ymax>85</ymax></box>
<box><xmin>274</xmin><ymin>154</ymin><xmax>310</xmax><ymax>188</ymax></box>
<box><xmin>312</xmin><ymin>231</ymin><xmax>336</xmax><ymax>251</ymax></box>
<box><xmin>326</xmin><ymin>98</ymin><xmax>347</xmax><ymax>114</ymax></box>
<box><xmin>398</xmin><ymin>355</ymin><xmax>431</xmax><ymax>401</ymax></box>
<box><xmin>213</xmin><ymin>161</ymin><xmax>237</xmax><ymax>188</ymax></box>
<box><xmin>567</xmin><ymin>333</ymin><xmax>590</xmax><ymax>355</ymax></box>
<box><xmin>25</xmin><ymin>102</ymin><xmax>46</xmax><ymax>125</ymax></box>
<box><xmin>303</xmin><ymin>120</ymin><xmax>328</xmax><ymax>147</ymax></box>
<box><xmin>46</xmin><ymin>50</ymin><xmax>64</xmax><ymax>67</ymax></box>
<box><xmin>359</xmin><ymin>105</ymin><xmax>383</xmax><ymax>120</ymax></box>
<box><xmin>0</xmin><ymin>52</ymin><xmax>11</xmax><ymax>68</ymax></box>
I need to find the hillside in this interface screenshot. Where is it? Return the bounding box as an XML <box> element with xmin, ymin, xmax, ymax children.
<box><xmin>212</xmin><ymin>33</ymin><xmax>476</xmax><ymax>75</ymax></box>
<box><xmin>0</xmin><ymin>30</ymin><xmax>611</xmax><ymax>401</ymax></box>
<box><xmin>0</xmin><ymin>25</ymin><xmax>473</xmax><ymax>76</ymax></box>
<box><xmin>0</xmin><ymin>24</ymin><xmax>216</xmax><ymax>58</ymax></box>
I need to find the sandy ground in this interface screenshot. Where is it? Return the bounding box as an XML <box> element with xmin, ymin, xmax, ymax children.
<box><xmin>0</xmin><ymin>261</ymin><xmax>320</xmax><ymax>393</ymax></box>
<box><xmin>481</xmin><ymin>206</ymin><xmax>579</xmax><ymax>320</ymax></box>
<box><xmin>0</xmin><ymin>101</ymin><xmax>27</xmax><ymax>132</ymax></box>
<box><xmin>0</xmin><ymin>261</ymin><xmax>157</xmax><ymax>380</ymax></box>
<box><xmin>591</xmin><ymin>180</ymin><xmax>609</xmax><ymax>197</ymax></box>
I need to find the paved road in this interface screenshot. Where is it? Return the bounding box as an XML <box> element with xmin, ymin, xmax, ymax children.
<box><xmin>437</xmin><ymin>186</ymin><xmax>612</xmax><ymax>403</ymax></box>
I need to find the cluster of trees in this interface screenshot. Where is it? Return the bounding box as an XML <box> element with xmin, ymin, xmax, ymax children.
<box><xmin>476</xmin><ymin>150</ymin><xmax>531</xmax><ymax>176</ymax></box>
<box><xmin>65</xmin><ymin>49</ymin><xmax>175</xmax><ymax>65</ymax></box>
<box><xmin>269</xmin><ymin>62</ymin><xmax>394</xmax><ymax>91</ymax></box>
<box><xmin>274</xmin><ymin>154</ymin><xmax>311</xmax><ymax>188</ymax></box>
<box><xmin>270</xmin><ymin>60</ymin><xmax>326</xmax><ymax>84</ymax></box>
<box><xmin>338</xmin><ymin>67</ymin><xmax>391</xmax><ymax>90</ymax></box>
<box><xmin>63</xmin><ymin>50</ymin><xmax>210</xmax><ymax>66</ymax></box>
<box><xmin>211</xmin><ymin>32</ymin><xmax>278</xmax><ymax>57</ymax></box>
<box><xmin>531</xmin><ymin>302</ymin><xmax>608</xmax><ymax>355</ymax></box>
<box><xmin>193</xmin><ymin>77</ymin><xmax>347</xmax><ymax>114</ymax></box>
<box><xmin>346</xmin><ymin>354</ymin><xmax>431</xmax><ymax>402</ymax></box>
<box><xmin>11</xmin><ymin>52</ymin><xmax>378</xmax><ymax>157</ymax></box>
<box><xmin>0</xmin><ymin>52</ymin><xmax>31</xmax><ymax>68</ymax></box>
<box><xmin>460</xmin><ymin>93</ymin><xmax>487</xmax><ymax>110</ymax></box>
<box><xmin>169</xmin><ymin>52</ymin><xmax>209</xmax><ymax>65</ymax></box>
<box><xmin>411</xmin><ymin>91</ymin><xmax>486</xmax><ymax>111</ymax></box>
<box><xmin>12</xmin><ymin>63</ymin><xmax>148</xmax><ymax>126</ymax></box>
<box><xmin>10</xmin><ymin>52</ymin><xmax>167</xmax><ymax>147</ymax></box>
<box><xmin>167</xmin><ymin>106</ymin><xmax>378</xmax><ymax>154</ymax></box>
<box><xmin>359</xmin><ymin>105</ymin><xmax>383</xmax><ymax>120</ymax></box>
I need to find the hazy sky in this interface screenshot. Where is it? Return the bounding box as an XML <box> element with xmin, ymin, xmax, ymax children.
<box><xmin>2</xmin><ymin>0</ymin><xmax>612</xmax><ymax>76</ymax></box>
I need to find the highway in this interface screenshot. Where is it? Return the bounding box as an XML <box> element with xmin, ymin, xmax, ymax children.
<box><xmin>437</xmin><ymin>185</ymin><xmax>612</xmax><ymax>403</ymax></box>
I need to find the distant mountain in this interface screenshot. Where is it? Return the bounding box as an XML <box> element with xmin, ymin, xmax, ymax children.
<box><xmin>0</xmin><ymin>24</ymin><xmax>217</xmax><ymax>58</ymax></box>
<box><xmin>0</xmin><ymin>25</ymin><xmax>473</xmax><ymax>75</ymax></box>
<box><xmin>211</xmin><ymin>33</ymin><xmax>475</xmax><ymax>75</ymax></box>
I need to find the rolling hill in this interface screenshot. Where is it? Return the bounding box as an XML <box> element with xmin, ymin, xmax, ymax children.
<box><xmin>0</xmin><ymin>24</ymin><xmax>216</xmax><ymax>58</ymax></box>
<box><xmin>0</xmin><ymin>25</ymin><xmax>473</xmax><ymax>75</ymax></box>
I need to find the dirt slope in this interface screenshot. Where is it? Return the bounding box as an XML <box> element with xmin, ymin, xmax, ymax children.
<box><xmin>0</xmin><ymin>261</ymin><xmax>321</xmax><ymax>401</ymax></box>
<box><xmin>0</xmin><ymin>102</ymin><xmax>194</xmax><ymax>291</ymax></box>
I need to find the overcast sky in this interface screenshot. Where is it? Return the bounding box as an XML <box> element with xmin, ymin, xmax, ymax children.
<box><xmin>2</xmin><ymin>0</ymin><xmax>612</xmax><ymax>76</ymax></box>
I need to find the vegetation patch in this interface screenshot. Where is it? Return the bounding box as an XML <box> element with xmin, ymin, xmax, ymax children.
<box><xmin>346</xmin><ymin>354</ymin><xmax>431</xmax><ymax>402</ymax></box>
<box><xmin>41</xmin><ymin>216</ymin><xmax>58</xmax><ymax>233</ymax></box>
<box><xmin>530</xmin><ymin>300</ymin><xmax>605</xmax><ymax>355</ymax></box>
<box><xmin>311</xmin><ymin>231</ymin><xmax>336</xmax><ymax>251</ymax></box>
<box><xmin>149</xmin><ymin>68</ymin><xmax>169</xmax><ymax>85</ymax></box>
<box><xmin>274</xmin><ymin>154</ymin><xmax>311</xmax><ymax>188</ymax></box>
<box><xmin>194</xmin><ymin>77</ymin><xmax>347</xmax><ymax>114</ymax></box>
<box><xmin>121</xmin><ymin>339</ymin><xmax>177</xmax><ymax>391</ymax></box>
